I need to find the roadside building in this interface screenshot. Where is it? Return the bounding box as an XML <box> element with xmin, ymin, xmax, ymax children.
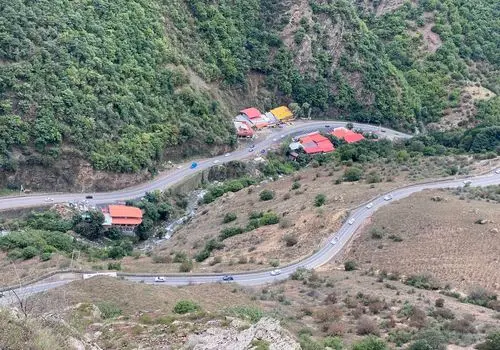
<box><xmin>270</xmin><ymin>106</ymin><xmax>294</xmax><ymax>122</ymax></box>
<box><xmin>234</xmin><ymin>121</ymin><xmax>254</xmax><ymax>138</ymax></box>
<box><xmin>238</xmin><ymin>107</ymin><xmax>268</xmax><ymax>129</ymax></box>
<box><xmin>331</xmin><ymin>127</ymin><xmax>365</xmax><ymax>144</ymax></box>
<box><xmin>102</xmin><ymin>205</ymin><xmax>143</xmax><ymax>230</ymax></box>
<box><xmin>263</xmin><ymin>112</ymin><xmax>279</xmax><ymax>126</ymax></box>
<box><xmin>240</xmin><ymin>107</ymin><xmax>262</xmax><ymax>119</ymax></box>
<box><xmin>298</xmin><ymin>132</ymin><xmax>334</xmax><ymax>154</ymax></box>
<box><xmin>344</xmin><ymin>133</ymin><xmax>365</xmax><ymax>143</ymax></box>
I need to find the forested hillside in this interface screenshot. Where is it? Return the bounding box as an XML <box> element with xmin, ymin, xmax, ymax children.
<box><xmin>0</xmin><ymin>0</ymin><xmax>498</xmax><ymax>186</ymax></box>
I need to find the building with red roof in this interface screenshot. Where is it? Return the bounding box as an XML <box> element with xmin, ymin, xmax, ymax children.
<box><xmin>330</xmin><ymin>127</ymin><xmax>351</xmax><ymax>139</ymax></box>
<box><xmin>238</xmin><ymin>107</ymin><xmax>268</xmax><ymax>129</ymax></box>
<box><xmin>103</xmin><ymin>205</ymin><xmax>143</xmax><ymax>229</ymax></box>
<box><xmin>234</xmin><ymin>121</ymin><xmax>254</xmax><ymax>137</ymax></box>
<box><xmin>298</xmin><ymin>132</ymin><xmax>335</xmax><ymax>154</ymax></box>
<box><xmin>344</xmin><ymin>133</ymin><xmax>365</xmax><ymax>143</ymax></box>
<box><xmin>240</xmin><ymin>108</ymin><xmax>262</xmax><ymax>119</ymax></box>
<box><xmin>330</xmin><ymin>127</ymin><xmax>365</xmax><ymax>144</ymax></box>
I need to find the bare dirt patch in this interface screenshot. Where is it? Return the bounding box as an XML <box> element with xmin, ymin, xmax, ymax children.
<box><xmin>346</xmin><ymin>190</ymin><xmax>500</xmax><ymax>293</ymax></box>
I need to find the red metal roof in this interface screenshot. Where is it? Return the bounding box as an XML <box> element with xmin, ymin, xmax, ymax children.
<box><xmin>330</xmin><ymin>128</ymin><xmax>365</xmax><ymax>143</ymax></box>
<box><xmin>330</xmin><ymin>127</ymin><xmax>351</xmax><ymax>139</ymax></box>
<box><xmin>240</xmin><ymin>107</ymin><xmax>262</xmax><ymax>119</ymax></box>
<box><xmin>111</xmin><ymin>218</ymin><xmax>143</xmax><ymax>225</ymax></box>
<box><xmin>299</xmin><ymin>132</ymin><xmax>334</xmax><ymax>154</ymax></box>
<box><xmin>344</xmin><ymin>133</ymin><xmax>365</xmax><ymax>143</ymax></box>
<box><xmin>108</xmin><ymin>205</ymin><xmax>143</xmax><ymax>219</ymax></box>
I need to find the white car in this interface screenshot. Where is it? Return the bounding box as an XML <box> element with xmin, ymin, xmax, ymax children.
<box><xmin>213</xmin><ymin>160</ymin><xmax>220</xmax><ymax>164</ymax></box>
<box><xmin>176</xmin><ymin>165</ymin><xmax>182</xmax><ymax>169</ymax></box>
<box><xmin>45</xmin><ymin>197</ymin><xmax>54</xmax><ymax>202</ymax></box>
<box><xmin>463</xmin><ymin>180</ymin><xmax>472</xmax><ymax>185</ymax></box>
<box><xmin>384</xmin><ymin>195</ymin><xmax>392</xmax><ymax>201</ymax></box>
<box><xmin>330</xmin><ymin>238</ymin><xmax>338</xmax><ymax>245</ymax></box>
<box><xmin>495</xmin><ymin>169</ymin><xmax>500</xmax><ymax>174</ymax></box>
<box><xmin>348</xmin><ymin>218</ymin><xmax>355</xmax><ymax>225</ymax></box>
<box><xmin>154</xmin><ymin>277</ymin><xmax>166</xmax><ymax>282</ymax></box>
<box><xmin>270</xmin><ymin>269</ymin><xmax>281</xmax><ymax>276</ymax></box>
<box><xmin>366</xmin><ymin>202</ymin><xmax>373</xmax><ymax>209</ymax></box>
<box><xmin>224</xmin><ymin>153</ymin><xmax>230</xmax><ymax>157</ymax></box>
<box><xmin>272</xmin><ymin>138</ymin><xmax>277</xmax><ymax>142</ymax></box>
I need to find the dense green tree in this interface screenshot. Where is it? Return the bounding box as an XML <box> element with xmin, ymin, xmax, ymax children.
<box><xmin>72</xmin><ymin>211</ymin><xmax>105</xmax><ymax>241</ymax></box>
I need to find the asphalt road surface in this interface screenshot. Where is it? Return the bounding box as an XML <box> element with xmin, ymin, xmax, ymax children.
<box><xmin>2</xmin><ymin>169</ymin><xmax>499</xmax><ymax>305</ymax></box>
<box><xmin>0</xmin><ymin>120</ymin><xmax>409</xmax><ymax>211</ymax></box>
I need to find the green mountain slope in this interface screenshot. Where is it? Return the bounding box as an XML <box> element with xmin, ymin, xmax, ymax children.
<box><xmin>0</xmin><ymin>0</ymin><xmax>498</xmax><ymax>183</ymax></box>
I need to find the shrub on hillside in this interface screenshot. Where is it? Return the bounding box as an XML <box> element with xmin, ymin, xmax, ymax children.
<box><xmin>228</xmin><ymin>306</ymin><xmax>263</xmax><ymax>323</ymax></box>
<box><xmin>323</xmin><ymin>337</ymin><xmax>343</xmax><ymax>350</ymax></box>
<box><xmin>259</xmin><ymin>212</ymin><xmax>279</xmax><ymax>225</ymax></box>
<box><xmin>370</xmin><ymin>228</ymin><xmax>385</xmax><ymax>239</ymax></box>
<box><xmin>344</xmin><ymin>167</ymin><xmax>363</xmax><ymax>181</ymax></box>
<box><xmin>476</xmin><ymin>332</ymin><xmax>500</xmax><ymax>350</ymax></box>
<box><xmin>173</xmin><ymin>251</ymin><xmax>188</xmax><ymax>263</ymax></box>
<box><xmin>219</xmin><ymin>226</ymin><xmax>244</xmax><ymax>240</ymax></box>
<box><xmin>40</xmin><ymin>252</ymin><xmax>52</xmax><ymax>261</ymax></box>
<box><xmin>283</xmin><ymin>234</ymin><xmax>298</xmax><ymax>247</ymax></box>
<box><xmin>179</xmin><ymin>259</ymin><xmax>193</xmax><ymax>272</ymax></box>
<box><xmin>152</xmin><ymin>255</ymin><xmax>172</xmax><ymax>264</ymax></box>
<box><xmin>351</xmin><ymin>336</ymin><xmax>388</xmax><ymax>350</ymax></box>
<box><xmin>465</xmin><ymin>287</ymin><xmax>497</xmax><ymax>307</ymax></box>
<box><xmin>405</xmin><ymin>274</ymin><xmax>440</xmax><ymax>290</ymax></box>
<box><xmin>357</xmin><ymin>315</ymin><xmax>379</xmax><ymax>335</ymax></box>
<box><xmin>97</xmin><ymin>302</ymin><xmax>122</xmax><ymax>319</ymax></box>
<box><xmin>223</xmin><ymin>212</ymin><xmax>237</xmax><ymax>223</ymax></box>
<box><xmin>173</xmin><ymin>300</ymin><xmax>200</xmax><ymax>314</ymax></box>
<box><xmin>314</xmin><ymin>194</ymin><xmax>326</xmax><ymax>207</ymax></box>
<box><xmin>344</xmin><ymin>260</ymin><xmax>357</xmax><ymax>271</ymax></box>
<box><xmin>259</xmin><ymin>190</ymin><xmax>275</xmax><ymax>201</ymax></box>
<box><xmin>107</xmin><ymin>262</ymin><xmax>121</xmax><ymax>270</ymax></box>
<box><xmin>435</xmin><ymin>298</ymin><xmax>445</xmax><ymax>308</ymax></box>
<box><xmin>21</xmin><ymin>246</ymin><xmax>38</xmax><ymax>260</ymax></box>
<box><xmin>107</xmin><ymin>246</ymin><xmax>126</xmax><ymax>260</ymax></box>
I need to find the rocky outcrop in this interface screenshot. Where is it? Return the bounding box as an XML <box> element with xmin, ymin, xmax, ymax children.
<box><xmin>184</xmin><ymin>317</ymin><xmax>300</xmax><ymax>350</ymax></box>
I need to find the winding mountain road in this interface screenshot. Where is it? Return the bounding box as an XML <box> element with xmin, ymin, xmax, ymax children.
<box><xmin>0</xmin><ymin>120</ymin><xmax>408</xmax><ymax>211</ymax></box>
<box><xmin>1</xmin><ymin>120</ymin><xmax>499</xmax><ymax>305</ymax></box>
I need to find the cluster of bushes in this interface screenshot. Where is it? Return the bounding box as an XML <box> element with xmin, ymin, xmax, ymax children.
<box><xmin>195</xmin><ymin>239</ymin><xmax>225</xmax><ymax>262</ymax></box>
<box><xmin>173</xmin><ymin>300</ymin><xmax>200</xmax><ymax>314</ymax></box>
<box><xmin>463</xmin><ymin>288</ymin><xmax>499</xmax><ymax>311</ymax></box>
<box><xmin>203</xmin><ymin>178</ymin><xmax>256</xmax><ymax>204</ymax></box>
<box><xmin>405</xmin><ymin>274</ymin><xmax>441</xmax><ymax>290</ymax></box>
<box><xmin>196</xmin><ymin>211</ymin><xmax>280</xmax><ymax>261</ymax></box>
<box><xmin>453</xmin><ymin>185</ymin><xmax>500</xmax><ymax>203</ymax></box>
<box><xmin>0</xmin><ymin>229</ymin><xmax>77</xmax><ymax>261</ymax></box>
